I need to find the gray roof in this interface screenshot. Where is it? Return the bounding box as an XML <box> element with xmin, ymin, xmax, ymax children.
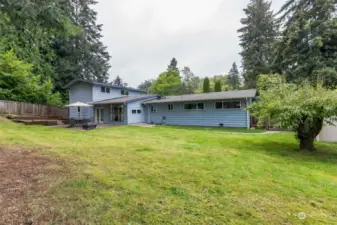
<box><xmin>90</xmin><ymin>95</ymin><xmax>158</xmax><ymax>105</ymax></box>
<box><xmin>144</xmin><ymin>89</ymin><xmax>257</xmax><ymax>104</ymax></box>
<box><xmin>64</xmin><ymin>79</ymin><xmax>146</xmax><ymax>93</ymax></box>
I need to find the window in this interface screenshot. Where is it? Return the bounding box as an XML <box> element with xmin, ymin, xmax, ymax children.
<box><xmin>101</xmin><ymin>87</ymin><xmax>110</xmax><ymax>93</ymax></box>
<box><xmin>132</xmin><ymin>110</ymin><xmax>137</xmax><ymax>114</ymax></box>
<box><xmin>184</xmin><ymin>103</ymin><xmax>204</xmax><ymax>110</ymax></box>
<box><xmin>168</xmin><ymin>104</ymin><xmax>174</xmax><ymax>111</ymax></box>
<box><xmin>137</xmin><ymin>110</ymin><xmax>142</xmax><ymax>114</ymax></box>
<box><xmin>198</xmin><ymin>103</ymin><xmax>204</xmax><ymax>110</ymax></box>
<box><xmin>151</xmin><ymin>105</ymin><xmax>157</xmax><ymax>113</ymax></box>
<box><xmin>215</xmin><ymin>101</ymin><xmax>241</xmax><ymax>109</ymax></box>
<box><xmin>121</xmin><ymin>89</ymin><xmax>129</xmax><ymax>95</ymax></box>
<box><xmin>215</xmin><ymin>102</ymin><xmax>223</xmax><ymax>109</ymax></box>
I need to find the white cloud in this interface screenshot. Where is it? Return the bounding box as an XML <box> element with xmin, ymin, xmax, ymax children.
<box><xmin>93</xmin><ymin>0</ymin><xmax>285</xmax><ymax>87</ymax></box>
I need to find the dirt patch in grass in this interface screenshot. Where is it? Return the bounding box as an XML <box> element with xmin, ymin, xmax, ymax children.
<box><xmin>0</xmin><ymin>146</ymin><xmax>69</xmax><ymax>225</ymax></box>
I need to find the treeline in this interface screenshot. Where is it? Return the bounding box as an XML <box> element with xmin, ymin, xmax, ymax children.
<box><xmin>0</xmin><ymin>0</ymin><xmax>110</xmax><ymax>105</ymax></box>
<box><xmin>138</xmin><ymin>58</ymin><xmax>242</xmax><ymax>95</ymax></box>
<box><xmin>141</xmin><ymin>0</ymin><xmax>336</xmax><ymax>95</ymax></box>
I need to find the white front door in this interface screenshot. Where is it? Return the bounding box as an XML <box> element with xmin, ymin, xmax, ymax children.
<box><xmin>95</xmin><ymin>107</ymin><xmax>104</xmax><ymax>123</ymax></box>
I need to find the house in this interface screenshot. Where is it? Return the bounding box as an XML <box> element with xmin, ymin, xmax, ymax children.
<box><xmin>64</xmin><ymin>79</ymin><xmax>157</xmax><ymax>124</ymax></box>
<box><xmin>317</xmin><ymin>122</ymin><xmax>337</xmax><ymax>142</ymax></box>
<box><xmin>65</xmin><ymin>79</ymin><xmax>257</xmax><ymax>128</ymax></box>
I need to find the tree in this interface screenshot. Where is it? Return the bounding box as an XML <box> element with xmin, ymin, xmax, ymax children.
<box><xmin>214</xmin><ymin>80</ymin><xmax>222</xmax><ymax>92</ymax></box>
<box><xmin>167</xmin><ymin>58</ymin><xmax>179</xmax><ymax>72</ymax></box>
<box><xmin>238</xmin><ymin>0</ymin><xmax>279</xmax><ymax>88</ymax></box>
<box><xmin>138</xmin><ymin>79</ymin><xmax>154</xmax><ymax>93</ymax></box>
<box><xmin>203</xmin><ymin>77</ymin><xmax>210</xmax><ymax>93</ymax></box>
<box><xmin>150</xmin><ymin>70</ymin><xmax>181</xmax><ymax>96</ymax></box>
<box><xmin>181</xmin><ymin>67</ymin><xmax>199</xmax><ymax>94</ymax></box>
<box><xmin>0</xmin><ymin>50</ymin><xmax>62</xmax><ymax>106</ymax></box>
<box><xmin>248</xmin><ymin>75</ymin><xmax>337</xmax><ymax>152</ymax></box>
<box><xmin>0</xmin><ymin>0</ymin><xmax>111</xmax><ymax>103</ymax></box>
<box><xmin>276</xmin><ymin>0</ymin><xmax>337</xmax><ymax>87</ymax></box>
<box><xmin>52</xmin><ymin>0</ymin><xmax>111</xmax><ymax>97</ymax></box>
<box><xmin>112</xmin><ymin>75</ymin><xmax>123</xmax><ymax>86</ymax></box>
<box><xmin>0</xmin><ymin>0</ymin><xmax>76</xmax><ymax>101</ymax></box>
<box><xmin>227</xmin><ymin>62</ymin><xmax>241</xmax><ymax>90</ymax></box>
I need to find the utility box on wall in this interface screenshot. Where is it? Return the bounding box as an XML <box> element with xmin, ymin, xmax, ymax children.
<box><xmin>317</xmin><ymin>123</ymin><xmax>337</xmax><ymax>142</ymax></box>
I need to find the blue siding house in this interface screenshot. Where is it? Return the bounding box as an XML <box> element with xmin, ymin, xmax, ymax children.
<box><xmin>65</xmin><ymin>79</ymin><xmax>256</xmax><ymax>128</ymax></box>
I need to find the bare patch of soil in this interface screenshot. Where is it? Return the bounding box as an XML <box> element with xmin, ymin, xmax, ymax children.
<box><xmin>0</xmin><ymin>146</ymin><xmax>68</xmax><ymax>225</ymax></box>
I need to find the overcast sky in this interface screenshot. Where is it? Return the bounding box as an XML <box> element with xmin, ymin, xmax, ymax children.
<box><xmin>94</xmin><ymin>0</ymin><xmax>284</xmax><ymax>87</ymax></box>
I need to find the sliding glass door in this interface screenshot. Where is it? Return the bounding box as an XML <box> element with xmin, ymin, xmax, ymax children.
<box><xmin>110</xmin><ymin>105</ymin><xmax>124</xmax><ymax>122</ymax></box>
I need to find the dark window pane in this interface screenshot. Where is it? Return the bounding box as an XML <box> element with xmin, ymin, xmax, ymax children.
<box><xmin>223</xmin><ymin>101</ymin><xmax>241</xmax><ymax>109</ymax></box>
<box><xmin>198</xmin><ymin>103</ymin><xmax>204</xmax><ymax>110</ymax></box>
<box><xmin>106</xmin><ymin>88</ymin><xmax>110</xmax><ymax>93</ymax></box>
<box><xmin>101</xmin><ymin>87</ymin><xmax>105</xmax><ymax>92</ymax></box>
<box><xmin>137</xmin><ymin>110</ymin><xmax>141</xmax><ymax>114</ymax></box>
<box><xmin>215</xmin><ymin>102</ymin><xmax>222</xmax><ymax>109</ymax></box>
<box><xmin>132</xmin><ymin>110</ymin><xmax>137</xmax><ymax>114</ymax></box>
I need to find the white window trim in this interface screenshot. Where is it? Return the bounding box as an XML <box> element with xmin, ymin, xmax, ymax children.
<box><xmin>168</xmin><ymin>103</ymin><xmax>174</xmax><ymax>111</ymax></box>
<box><xmin>214</xmin><ymin>100</ymin><xmax>242</xmax><ymax>110</ymax></box>
<box><xmin>183</xmin><ymin>102</ymin><xmax>205</xmax><ymax>111</ymax></box>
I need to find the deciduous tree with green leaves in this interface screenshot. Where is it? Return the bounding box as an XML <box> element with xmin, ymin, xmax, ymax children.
<box><xmin>248</xmin><ymin>75</ymin><xmax>337</xmax><ymax>152</ymax></box>
<box><xmin>150</xmin><ymin>70</ymin><xmax>181</xmax><ymax>96</ymax></box>
<box><xmin>138</xmin><ymin>79</ymin><xmax>154</xmax><ymax>93</ymax></box>
<box><xmin>0</xmin><ymin>50</ymin><xmax>62</xmax><ymax>106</ymax></box>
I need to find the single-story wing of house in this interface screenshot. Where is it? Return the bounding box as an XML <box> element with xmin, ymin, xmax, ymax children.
<box><xmin>65</xmin><ymin>79</ymin><xmax>257</xmax><ymax>128</ymax></box>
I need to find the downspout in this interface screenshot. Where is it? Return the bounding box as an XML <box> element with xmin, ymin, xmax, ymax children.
<box><xmin>246</xmin><ymin>97</ymin><xmax>250</xmax><ymax>129</ymax></box>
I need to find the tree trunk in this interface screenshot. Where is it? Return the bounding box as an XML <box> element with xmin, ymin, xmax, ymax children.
<box><xmin>296</xmin><ymin>117</ymin><xmax>324</xmax><ymax>152</ymax></box>
<box><xmin>299</xmin><ymin>137</ymin><xmax>315</xmax><ymax>152</ymax></box>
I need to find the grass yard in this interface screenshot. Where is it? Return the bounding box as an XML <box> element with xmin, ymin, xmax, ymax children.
<box><xmin>0</xmin><ymin>118</ymin><xmax>336</xmax><ymax>224</ymax></box>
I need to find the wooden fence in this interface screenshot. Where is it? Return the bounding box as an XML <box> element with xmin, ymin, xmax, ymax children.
<box><xmin>0</xmin><ymin>100</ymin><xmax>69</xmax><ymax>119</ymax></box>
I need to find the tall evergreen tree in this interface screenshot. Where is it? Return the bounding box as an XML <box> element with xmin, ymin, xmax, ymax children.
<box><xmin>203</xmin><ymin>77</ymin><xmax>210</xmax><ymax>93</ymax></box>
<box><xmin>214</xmin><ymin>80</ymin><xmax>222</xmax><ymax>92</ymax></box>
<box><xmin>167</xmin><ymin>58</ymin><xmax>179</xmax><ymax>72</ymax></box>
<box><xmin>238</xmin><ymin>0</ymin><xmax>278</xmax><ymax>88</ymax></box>
<box><xmin>52</xmin><ymin>0</ymin><xmax>111</xmax><ymax>98</ymax></box>
<box><xmin>112</xmin><ymin>75</ymin><xmax>123</xmax><ymax>86</ymax></box>
<box><xmin>228</xmin><ymin>62</ymin><xmax>241</xmax><ymax>90</ymax></box>
<box><xmin>277</xmin><ymin>0</ymin><xmax>337</xmax><ymax>87</ymax></box>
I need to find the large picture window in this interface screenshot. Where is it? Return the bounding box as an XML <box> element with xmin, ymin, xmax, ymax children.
<box><xmin>184</xmin><ymin>103</ymin><xmax>204</xmax><ymax>110</ymax></box>
<box><xmin>215</xmin><ymin>100</ymin><xmax>241</xmax><ymax>109</ymax></box>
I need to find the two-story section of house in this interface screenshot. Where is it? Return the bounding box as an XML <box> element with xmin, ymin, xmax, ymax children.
<box><xmin>64</xmin><ymin>79</ymin><xmax>158</xmax><ymax>124</ymax></box>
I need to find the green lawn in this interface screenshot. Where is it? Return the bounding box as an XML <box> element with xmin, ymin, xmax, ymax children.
<box><xmin>0</xmin><ymin>118</ymin><xmax>336</xmax><ymax>224</ymax></box>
